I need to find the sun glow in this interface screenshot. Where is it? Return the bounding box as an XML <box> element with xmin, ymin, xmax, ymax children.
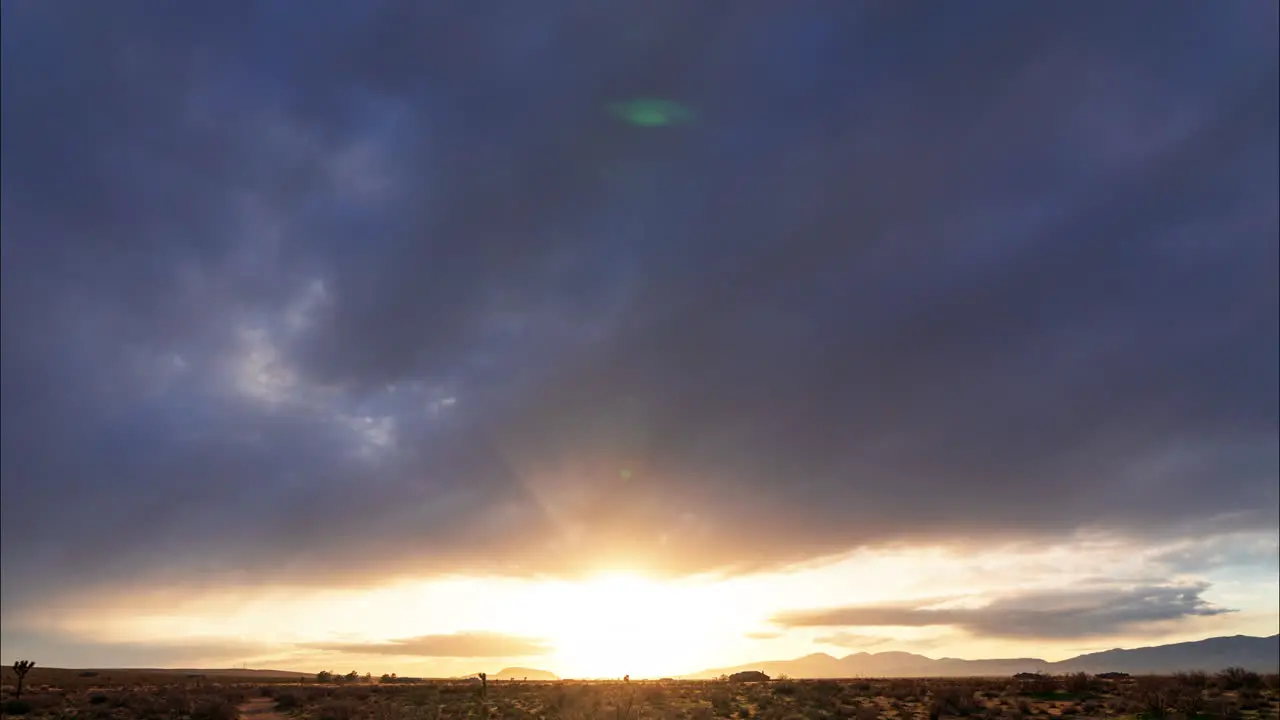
<box><xmin>517</xmin><ymin>571</ymin><xmax>730</xmax><ymax>679</ymax></box>
<box><xmin>47</xmin><ymin>569</ymin><xmax>759</xmax><ymax>680</ymax></box>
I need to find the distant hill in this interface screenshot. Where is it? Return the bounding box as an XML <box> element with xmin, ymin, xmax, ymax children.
<box><xmin>144</xmin><ymin>668</ymin><xmax>311</xmax><ymax>678</ymax></box>
<box><xmin>490</xmin><ymin>667</ymin><xmax>559</xmax><ymax>681</ymax></box>
<box><xmin>686</xmin><ymin>651</ymin><xmax>1049</xmax><ymax>679</ymax></box>
<box><xmin>685</xmin><ymin>634</ymin><xmax>1280</xmax><ymax>679</ymax></box>
<box><xmin>1052</xmin><ymin>635</ymin><xmax>1280</xmax><ymax>674</ymax></box>
<box><xmin>0</xmin><ymin>666</ymin><xmax>312</xmax><ymax>682</ymax></box>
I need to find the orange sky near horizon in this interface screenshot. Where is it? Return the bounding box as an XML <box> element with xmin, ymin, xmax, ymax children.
<box><xmin>7</xmin><ymin>534</ymin><xmax>1276</xmax><ymax>679</ymax></box>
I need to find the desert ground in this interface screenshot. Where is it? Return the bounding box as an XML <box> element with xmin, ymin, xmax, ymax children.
<box><xmin>2</xmin><ymin>666</ymin><xmax>1278</xmax><ymax>720</ymax></box>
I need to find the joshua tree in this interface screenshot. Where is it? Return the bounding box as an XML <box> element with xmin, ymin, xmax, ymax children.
<box><xmin>12</xmin><ymin>660</ymin><xmax>36</xmax><ymax>699</ymax></box>
<box><xmin>477</xmin><ymin>672</ymin><xmax>488</xmax><ymax>699</ymax></box>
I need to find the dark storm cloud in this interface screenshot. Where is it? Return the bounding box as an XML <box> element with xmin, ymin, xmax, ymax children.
<box><xmin>772</xmin><ymin>582</ymin><xmax>1235</xmax><ymax>639</ymax></box>
<box><xmin>2</xmin><ymin>0</ymin><xmax>1277</xmax><ymax>622</ymax></box>
<box><xmin>308</xmin><ymin>633</ymin><xmax>551</xmax><ymax>658</ymax></box>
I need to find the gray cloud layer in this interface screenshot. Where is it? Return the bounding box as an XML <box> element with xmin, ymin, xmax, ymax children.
<box><xmin>773</xmin><ymin>583</ymin><xmax>1235</xmax><ymax>639</ymax></box>
<box><xmin>2</xmin><ymin>1</ymin><xmax>1276</xmax><ymax>625</ymax></box>
<box><xmin>308</xmin><ymin>633</ymin><xmax>551</xmax><ymax>658</ymax></box>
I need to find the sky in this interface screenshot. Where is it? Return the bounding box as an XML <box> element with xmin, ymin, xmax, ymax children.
<box><xmin>1</xmin><ymin>0</ymin><xmax>1277</xmax><ymax>680</ymax></box>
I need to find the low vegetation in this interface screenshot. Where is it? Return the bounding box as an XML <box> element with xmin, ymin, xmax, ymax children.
<box><xmin>2</xmin><ymin>664</ymin><xmax>1277</xmax><ymax>720</ymax></box>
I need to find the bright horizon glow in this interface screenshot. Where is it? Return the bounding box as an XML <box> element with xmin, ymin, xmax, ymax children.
<box><xmin>519</xmin><ymin>571</ymin><xmax>723</xmax><ymax>678</ymax></box>
<box><xmin>9</xmin><ymin>535</ymin><xmax>1277</xmax><ymax>679</ymax></box>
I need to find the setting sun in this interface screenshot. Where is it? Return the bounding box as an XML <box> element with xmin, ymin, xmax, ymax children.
<box><xmin>507</xmin><ymin>572</ymin><xmax>731</xmax><ymax>679</ymax></box>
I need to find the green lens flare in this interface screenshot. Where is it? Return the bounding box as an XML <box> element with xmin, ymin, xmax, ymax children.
<box><xmin>609</xmin><ymin>99</ymin><xmax>696</xmax><ymax>127</ymax></box>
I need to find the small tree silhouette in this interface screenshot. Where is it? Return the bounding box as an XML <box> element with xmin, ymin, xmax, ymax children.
<box><xmin>12</xmin><ymin>660</ymin><xmax>36</xmax><ymax>699</ymax></box>
<box><xmin>477</xmin><ymin>672</ymin><xmax>487</xmax><ymax>699</ymax></box>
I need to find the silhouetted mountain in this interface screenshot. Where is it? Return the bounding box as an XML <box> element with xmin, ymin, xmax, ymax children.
<box><xmin>490</xmin><ymin>667</ymin><xmax>559</xmax><ymax>681</ymax></box>
<box><xmin>687</xmin><ymin>651</ymin><xmax>1047</xmax><ymax>679</ymax></box>
<box><xmin>0</xmin><ymin>667</ymin><xmax>312</xmax><ymax>680</ymax></box>
<box><xmin>685</xmin><ymin>634</ymin><xmax>1279</xmax><ymax>678</ymax></box>
<box><xmin>1052</xmin><ymin>634</ymin><xmax>1280</xmax><ymax>674</ymax></box>
<box><xmin>167</xmin><ymin>668</ymin><xmax>313</xmax><ymax>678</ymax></box>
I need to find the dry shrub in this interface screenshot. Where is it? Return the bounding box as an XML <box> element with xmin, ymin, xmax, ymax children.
<box><xmin>1173</xmin><ymin>686</ymin><xmax>1207</xmax><ymax>717</ymax></box>
<box><xmin>773</xmin><ymin>681</ymin><xmax>798</xmax><ymax>696</ymax></box>
<box><xmin>1062</xmin><ymin>672</ymin><xmax>1092</xmax><ymax>695</ymax></box>
<box><xmin>1208</xmin><ymin>696</ymin><xmax>1244</xmax><ymax>720</ymax></box>
<box><xmin>1133</xmin><ymin>677</ymin><xmax>1175</xmax><ymax>719</ymax></box>
<box><xmin>316</xmin><ymin>698</ymin><xmax>364</xmax><ymax>720</ymax></box>
<box><xmin>2</xmin><ymin>699</ymin><xmax>33</xmax><ymax>716</ymax></box>
<box><xmin>1237</xmin><ymin>687</ymin><xmax>1264</xmax><ymax>711</ymax></box>
<box><xmin>116</xmin><ymin>691</ymin><xmax>170</xmax><ymax>719</ymax></box>
<box><xmin>1131</xmin><ymin>676</ymin><xmax>1212</xmax><ymax>720</ymax></box>
<box><xmin>1024</xmin><ymin>678</ymin><xmax>1057</xmax><ymax>696</ymax></box>
<box><xmin>1217</xmin><ymin>667</ymin><xmax>1262</xmax><ymax>691</ymax></box>
<box><xmin>638</xmin><ymin>686</ymin><xmax>667</xmax><ymax>707</ymax></box>
<box><xmin>808</xmin><ymin>681</ymin><xmax>844</xmax><ymax>700</ymax></box>
<box><xmin>854</xmin><ymin>704</ymin><xmax>880</xmax><ymax>720</ymax></box>
<box><xmin>929</xmin><ymin>685</ymin><xmax>979</xmax><ymax>718</ymax></box>
<box><xmin>193</xmin><ymin>697</ymin><xmax>239</xmax><ymax>720</ymax></box>
<box><xmin>1173</xmin><ymin>670</ymin><xmax>1209</xmax><ymax>691</ymax></box>
<box><xmin>884</xmin><ymin>680</ymin><xmax>920</xmax><ymax>702</ymax></box>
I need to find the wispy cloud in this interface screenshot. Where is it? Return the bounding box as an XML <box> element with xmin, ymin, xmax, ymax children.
<box><xmin>308</xmin><ymin>633</ymin><xmax>552</xmax><ymax>658</ymax></box>
<box><xmin>814</xmin><ymin>632</ymin><xmax>895</xmax><ymax>650</ymax></box>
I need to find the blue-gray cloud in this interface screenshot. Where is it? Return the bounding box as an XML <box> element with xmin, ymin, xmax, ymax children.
<box><xmin>773</xmin><ymin>582</ymin><xmax>1236</xmax><ymax>639</ymax></box>
<box><xmin>1148</xmin><ymin>534</ymin><xmax>1280</xmax><ymax>575</ymax></box>
<box><xmin>2</xmin><ymin>0</ymin><xmax>1276</xmax><ymax>634</ymax></box>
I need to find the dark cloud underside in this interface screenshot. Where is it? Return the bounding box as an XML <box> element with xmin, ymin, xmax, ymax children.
<box><xmin>2</xmin><ymin>1</ymin><xmax>1276</xmax><ymax>620</ymax></box>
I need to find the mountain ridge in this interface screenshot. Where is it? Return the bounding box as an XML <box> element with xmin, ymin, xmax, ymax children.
<box><xmin>491</xmin><ymin>667</ymin><xmax>559</xmax><ymax>681</ymax></box>
<box><xmin>684</xmin><ymin>634</ymin><xmax>1280</xmax><ymax>678</ymax></box>
<box><xmin>7</xmin><ymin>634</ymin><xmax>1275</xmax><ymax>682</ymax></box>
